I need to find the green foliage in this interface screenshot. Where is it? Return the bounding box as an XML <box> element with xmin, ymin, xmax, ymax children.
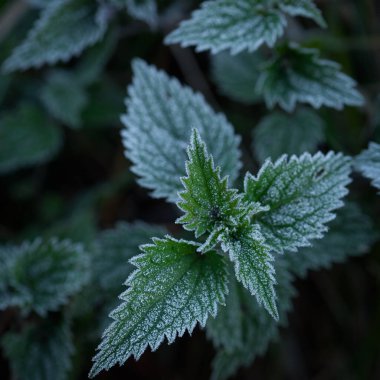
<box><xmin>0</xmin><ymin>238</ymin><xmax>89</xmax><ymax>316</ymax></box>
<box><xmin>244</xmin><ymin>152</ymin><xmax>352</xmax><ymax>253</ymax></box>
<box><xmin>211</xmin><ymin>51</ymin><xmax>263</xmax><ymax>104</ymax></box>
<box><xmin>2</xmin><ymin>0</ymin><xmax>109</xmax><ymax>72</ymax></box>
<box><xmin>165</xmin><ymin>0</ymin><xmax>324</xmax><ymax>54</ymax></box>
<box><xmin>257</xmin><ymin>43</ymin><xmax>364</xmax><ymax>111</ymax></box>
<box><xmin>286</xmin><ymin>202</ymin><xmax>378</xmax><ymax>278</ymax></box>
<box><xmin>126</xmin><ymin>0</ymin><xmax>158</xmax><ymax>28</ymax></box>
<box><xmin>0</xmin><ymin>104</ymin><xmax>62</xmax><ymax>174</ymax></box>
<box><xmin>253</xmin><ymin>108</ymin><xmax>325</xmax><ymax>163</ymax></box>
<box><xmin>41</xmin><ymin>70</ymin><xmax>88</xmax><ymax>128</ymax></box>
<box><xmin>354</xmin><ymin>142</ymin><xmax>380</xmax><ymax>193</ymax></box>
<box><xmin>1</xmin><ymin>317</ymin><xmax>74</xmax><ymax>380</ymax></box>
<box><xmin>121</xmin><ymin>59</ymin><xmax>241</xmax><ymax>202</ymax></box>
<box><xmin>92</xmin><ymin>222</ymin><xmax>167</xmax><ymax>292</ymax></box>
<box><xmin>89</xmin><ymin>237</ymin><xmax>228</xmax><ymax>377</ymax></box>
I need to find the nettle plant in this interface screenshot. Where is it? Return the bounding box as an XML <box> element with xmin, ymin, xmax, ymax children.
<box><xmin>0</xmin><ymin>0</ymin><xmax>380</xmax><ymax>380</ymax></box>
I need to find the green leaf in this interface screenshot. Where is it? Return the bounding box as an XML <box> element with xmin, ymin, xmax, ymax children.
<box><xmin>253</xmin><ymin>108</ymin><xmax>325</xmax><ymax>164</ymax></box>
<box><xmin>244</xmin><ymin>151</ymin><xmax>352</xmax><ymax>253</ymax></box>
<box><xmin>209</xmin><ymin>263</ymin><xmax>295</xmax><ymax>380</ymax></box>
<box><xmin>279</xmin><ymin>0</ymin><xmax>326</xmax><ymax>28</ymax></box>
<box><xmin>354</xmin><ymin>142</ymin><xmax>380</xmax><ymax>193</ymax></box>
<box><xmin>0</xmin><ymin>238</ymin><xmax>89</xmax><ymax>316</ymax></box>
<box><xmin>93</xmin><ymin>222</ymin><xmax>167</xmax><ymax>292</ymax></box>
<box><xmin>211</xmin><ymin>51</ymin><xmax>263</xmax><ymax>104</ymax></box>
<box><xmin>2</xmin><ymin>0</ymin><xmax>109</xmax><ymax>72</ymax></box>
<box><xmin>220</xmin><ymin>223</ymin><xmax>278</xmax><ymax>319</ymax></box>
<box><xmin>257</xmin><ymin>43</ymin><xmax>364</xmax><ymax>111</ymax></box>
<box><xmin>0</xmin><ymin>104</ymin><xmax>62</xmax><ymax>175</ymax></box>
<box><xmin>126</xmin><ymin>0</ymin><xmax>158</xmax><ymax>28</ymax></box>
<box><xmin>89</xmin><ymin>237</ymin><xmax>228</xmax><ymax>377</ymax></box>
<box><xmin>177</xmin><ymin>129</ymin><xmax>245</xmax><ymax>239</ymax></box>
<box><xmin>2</xmin><ymin>317</ymin><xmax>74</xmax><ymax>380</ymax></box>
<box><xmin>41</xmin><ymin>69</ymin><xmax>88</xmax><ymax>128</ymax></box>
<box><xmin>286</xmin><ymin>202</ymin><xmax>379</xmax><ymax>278</ymax></box>
<box><xmin>165</xmin><ymin>0</ymin><xmax>324</xmax><ymax>54</ymax></box>
<box><xmin>122</xmin><ymin>59</ymin><xmax>241</xmax><ymax>202</ymax></box>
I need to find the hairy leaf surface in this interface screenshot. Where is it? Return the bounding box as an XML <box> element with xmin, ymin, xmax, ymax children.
<box><xmin>90</xmin><ymin>237</ymin><xmax>228</xmax><ymax>377</ymax></box>
<box><xmin>121</xmin><ymin>59</ymin><xmax>241</xmax><ymax>202</ymax></box>
<box><xmin>165</xmin><ymin>0</ymin><xmax>324</xmax><ymax>54</ymax></box>
<box><xmin>257</xmin><ymin>43</ymin><xmax>364</xmax><ymax>111</ymax></box>
<box><xmin>3</xmin><ymin>0</ymin><xmax>109</xmax><ymax>72</ymax></box>
<box><xmin>177</xmin><ymin>129</ymin><xmax>245</xmax><ymax>238</ymax></box>
<box><xmin>354</xmin><ymin>142</ymin><xmax>380</xmax><ymax>192</ymax></box>
<box><xmin>0</xmin><ymin>238</ymin><xmax>89</xmax><ymax>316</ymax></box>
<box><xmin>244</xmin><ymin>152</ymin><xmax>352</xmax><ymax>253</ymax></box>
<box><xmin>253</xmin><ymin>108</ymin><xmax>325</xmax><ymax>163</ymax></box>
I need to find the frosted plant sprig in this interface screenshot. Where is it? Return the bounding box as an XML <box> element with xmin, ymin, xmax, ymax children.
<box><xmin>354</xmin><ymin>142</ymin><xmax>380</xmax><ymax>193</ymax></box>
<box><xmin>165</xmin><ymin>0</ymin><xmax>325</xmax><ymax>55</ymax></box>
<box><xmin>91</xmin><ymin>125</ymin><xmax>353</xmax><ymax>376</ymax></box>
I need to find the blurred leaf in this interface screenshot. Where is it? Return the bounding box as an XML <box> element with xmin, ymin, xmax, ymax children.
<box><xmin>126</xmin><ymin>0</ymin><xmax>158</xmax><ymax>29</ymax></box>
<box><xmin>0</xmin><ymin>238</ymin><xmax>90</xmax><ymax>316</ymax></box>
<box><xmin>41</xmin><ymin>69</ymin><xmax>88</xmax><ymax>128</ymax></box>
<box><xmin>211</xmin><ymin>51</ymin><xmax>263</xmax><ymax>104</ymax></box>
<box><xmin>2</xmin><ymin>0</ymin><xmax>109</xmax><ymax>72</ymax></box>
<box><xmin>0</xmin><ymin>104</ymin><xmax>62</xmax><ymax>175</ymax></box>
<box><xmin>354</xmin><ymin>142</ymin><xmax>380</xmax><ymax>193</ymax></box>
<box><xmin>2</xmin><ymin>317</ymin><xmax>74</xmax><ymax>380</ymax></box>
<box><xmin>257</xmin><ymin>43</ymin><xmax>364</xmax><ymax>112</ymax></box>
<box><xmin>252</xmin><ymin>108</ymin><xmax>325</xmax><ymax>164</ymax></box>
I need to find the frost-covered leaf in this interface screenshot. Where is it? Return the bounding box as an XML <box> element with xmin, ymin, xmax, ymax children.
<box><xmin>93</xmin><ymin>222</ymin><xmax>167</xmax><ymax>292</ymax></box>
<box><xmin>211</xmin><ymin>51</ymin><xmax>263</xmax><ymax>104</ymax></box>
<box><xmin>220</xmin><ymin>223</ymin><xmax>278</xmax><ymax>319</ymax></box>
<box><xmin>127</xmin><ymin>0</ymin><xmax>158</xmax><ymax>28</ymax></box>
<box><xmin>354</xmin><ymin>142</ymin><xmax>380</xmax><ymax>193</ymax></box>
<box><xmin>0</xmin><ymin>104</ymin><xmax>62</xmax><ymax>175</ymax></box>
<box><xmin>279</xmin><ymin>0</ymin><xmax>326</xmax><ymax>28</ymax></box>
<box><xmin>1</xmin><ymin>318</ymin><xmax>74</xmax><ymax>380</ymax></box>
<box><xmin>257</xmin><ymin>43</ymin><xmax>364</xmax><ymax>112</ymax></box>
<box><xmin>165</xmin><ymin>0</ymin><xmax>324</xmax><ymax>55</ymax></box>
<box><xmin>2</xmin><ymin>0</ymin><xmax>109</xmax><ymax>72</ymax></box>
<box><xmin>177</xmin><ymin>129</ymin><xmax>245</xmax><ymax>239</ymax></box>
<box><xmin>121</xmin><ymin>59</ymin><xmax>241</xmax><ymax>202</ymax></box>
<box><xmin>253</xmin><ymin>108</ymin><xmax>325</xmax><ymax>164</ymax></box>
<box><xmin>209</xmin><ymin>262</ymin><xmax>295</xmax><ymax>380</ymax></box>
<box><xmin>286</xmin><ymin>202</ymin><xmax>378</xmax><ymax>278</ymax></box>
<box><xmin>244</xmin><ymin>151</ymin><xmax>352</xmax><ymax>253</ymax></box>
<box><xmin>41</xmin><ymin>70</ymin><xmax>88</xmax><ymax>128</ymax></box>
<box><xmin>90</xmin><ymin>237</ymin><xmax>228</xmax><ymax>377</ymax></box>
<box><xmin>0</xmin><ymin>238</ymin><xmax>89</xmax><ymax>316</ymax></box>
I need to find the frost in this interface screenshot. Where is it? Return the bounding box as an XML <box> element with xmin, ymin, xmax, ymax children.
<box><xmin>165</xmin><ymin>0</ymin><xmax>325</xmax><ymax>55</ymax></box>
<box><xmin>2</xmin><ymin>0</ymin><xmax>109</xmax><ymax>72</ymax></box>
<box><xmin>244</xmin><ymin>151</ymin><xmax>352</xmax><ymax>253</ymax></box>
<box><xmin>0</xmin><ymin>104</ymin><xmax>62</xmax><ymax>174</ymax></box>
<box><xmin>0</xmin><ymin>238</ymin><xmax>89</xmax><ymax>316</ymax></box>
<box><xmin>354</xmin><ymin>142</ymin><xmax>380</xmax><ymax>193</ymax></box>
<box><xmin>257</xmin><ymin>43</ymin><xmax>364</xmax><ymax>111</ymax></box>
<box><xmin>253</xmin><ymin>108</ymin><xmax>325</xmax><ymax>164</ymax></box>
<box><xmin>177</xmin><ymin>129</ymin><xmax>245</xmax><ymax>239</ymax></box>
<box><xmin>220</xmin><ymin>223</ymin><xmax>278</xmax><ymax>320</ymax></box>
<box><xmin>121</xmin><ymin>59</ymin><xmax>241</xmax><ymax>202</ymax></box>
<box><xmin>286</xmin><ymin>202</ymin><xmax>378</xmax><ymax>277</ymax></box>
<box><xmin>211</xmin><ymin>51</ymin><xmax>263</xmax><ymax>104</ymax></box>
<box><xmin>1</xmin><ymin>317</ymin><xmax>74</xmax><ymax>380</ymax></box>
<box><xmin>89</xmin><ymin>237</ymin><xmax>228</xmax><ymax>377</ymax></box>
